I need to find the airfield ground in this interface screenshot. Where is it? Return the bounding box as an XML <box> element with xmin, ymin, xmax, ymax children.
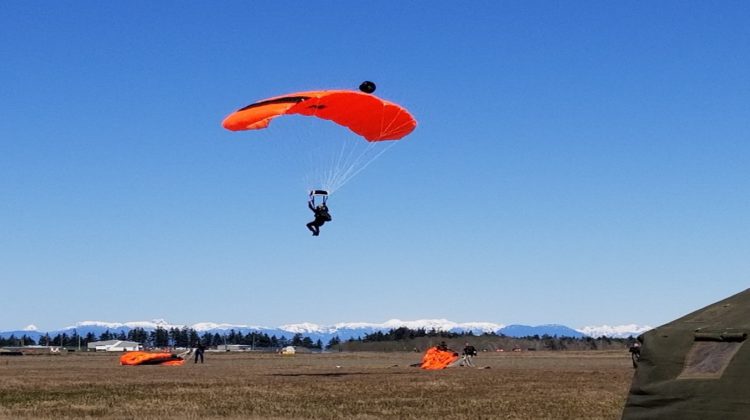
<box><xmin>0</xmin><ymin>350</ymin><xmax>633</xmax><ymax>419</ymax></box>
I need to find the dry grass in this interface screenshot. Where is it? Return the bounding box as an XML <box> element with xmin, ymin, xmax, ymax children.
<box><xmin>0</xmin><ymin>350</ymin><xmax>633</xmax><ymax>419</ymax></box>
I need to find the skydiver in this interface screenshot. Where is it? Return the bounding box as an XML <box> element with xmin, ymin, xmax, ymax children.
<box><xmin>462</xmin><ymin>342</ymin><xmax>477</xmax><ymax>367</ymax></box>
<box><xmin>306</xmin><ymin>199</ymin><xmax>331</xmax><ymax>236</ymax></box>
<box><xmin>194</xmin><ymin>342</ymin><xmax>205</xmax><ymax>364</ymax></box>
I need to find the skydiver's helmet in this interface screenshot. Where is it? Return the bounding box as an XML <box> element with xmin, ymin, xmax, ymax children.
<box><xmin>359</xmin><ymin>81</ymin><xmax>376</xmax><ymax>94</ymax></box>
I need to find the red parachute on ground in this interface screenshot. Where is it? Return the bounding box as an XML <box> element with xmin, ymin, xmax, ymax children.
<box><xmin>120</xmin><ymin>351</ymin><xmax>185</xmax><ymax>366</ymax></box>
<box><xmin>420</xmin><ymin>346</ymin><xmax>460</xmax><ymax>370</ymax></box>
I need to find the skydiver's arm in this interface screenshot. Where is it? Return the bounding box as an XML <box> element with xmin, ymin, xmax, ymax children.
<box><xmin>308</xmin><ymin>201</ymin><xmax>315</xmax><ymax>212</ymax></box>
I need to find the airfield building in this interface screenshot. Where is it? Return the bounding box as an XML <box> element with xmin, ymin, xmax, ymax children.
<box><xmin>215</xmin><ymin>344</ymin><xmax>252</xmax><ymax>352</ymax></box>
<box><xmin>87</xmin><ymin>340</ymin><xmax>141</xmax><ymax>352</ymax></box>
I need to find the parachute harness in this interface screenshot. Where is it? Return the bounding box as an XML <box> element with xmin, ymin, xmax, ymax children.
<box><xmin>309</xmin><ymin>190</ymin><xmax>328</xmax><ymax>206</ymax></box>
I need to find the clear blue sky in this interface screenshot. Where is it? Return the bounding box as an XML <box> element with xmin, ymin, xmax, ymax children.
<box><xmin>2</xmin><ymin>1</ymin><xmax>749</xmax><ymax>331</ymax></box>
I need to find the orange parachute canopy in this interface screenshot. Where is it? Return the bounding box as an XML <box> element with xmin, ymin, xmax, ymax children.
<box><xmin>222</xmin><ymin>90</ymin><xmax>416</xmax><ymax>142</ymax></box>
<box><xmin>420</xmin><ymin>346</ymin><xmax>460</xmax><ymax>370</ymax></box>
<box><xmin>120</xmin><ymin>351</ymin><xmax>185</xmax><ymax>366</ymax></box>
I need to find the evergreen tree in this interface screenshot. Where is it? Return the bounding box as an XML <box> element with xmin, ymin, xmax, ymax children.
<box><xmin>68</xmin><ymin>331</ymin><xmax>80</xmax><ymax>348</ymax></box>
<box><xmin>189</xmin><ymin>329</ymin><xmax>201</xmax><ymax>347</ymax></box>
<box><xmin>99</xmin><ymin>330</ymin><xmax>113</xmax><ymax>341</ymax></box>
<box><xmin>177</xmin><ymin>328</ymin><xmax>190</xmax><ymax>347</ymax></box>
<box><xmin>168</xmin><ymin>328</ymin><xmax>179</xmax><ymax>347</ymax></box>
<box><xmin>153</xmin><ymin>327</ymin><xmax>170</xmax><ymax>348</ymax></box>
<box><xmin>130</xmin><ymin>328</ymin><xmax>149</xmax><ymax>345</ymax></box>
<box><xmin>326</xmin><ymin>336</ymin><xmax>341</xmax><ymax>350</ymax></box>
<box><xmin>301</xmin><ymin>336</ymin><xmax>314</xmax><ymax>348</ymax></box>
<box><xmin>227</xmin><ymin>330</ymin><xmax>238</xmax><ymax>345</ymax></box>
<box><xmin>256</xmin><ymin>333</ymin><xmax>271</xmax><ymax>347</ymax></box>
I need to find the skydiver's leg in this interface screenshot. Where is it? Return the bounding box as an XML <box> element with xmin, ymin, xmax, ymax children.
<box><xmin>307</xmin><ymin>222</ymin><xmax>320</xmax><ymax>236</ymax></box>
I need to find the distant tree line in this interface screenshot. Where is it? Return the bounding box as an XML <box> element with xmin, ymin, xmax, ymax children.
<box><xmin>0</xmin><ymin>328</ymin><xmax>324</xmax><ymax>350</ymax></box>
<box><xmin>358</xmin><ymin>327</ymin><xmax>632</xmax><ymax>343</ymax></box>
<box><xmin>330</xmin><ymin>327</ymin><xmax>636</xmax><ymax>352</ymax></box>
<box><xmin>1</xmin><ymin>327</ymin><xmax>635</xmax><ymax>352</ymax></box>
<box><xmin>358</xmin><ymin>327</ymin><xmax>472</xmax><ymax>342</ymax></box>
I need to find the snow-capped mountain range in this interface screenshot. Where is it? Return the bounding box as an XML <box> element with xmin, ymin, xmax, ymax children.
<box><xmin>1</xmin><ymin>319</ymin><xmax>652</xmax><ymax>341</ymax></box>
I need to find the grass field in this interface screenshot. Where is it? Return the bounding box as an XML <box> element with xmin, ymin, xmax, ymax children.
<box><xmin>0</xmin><ymin>350</ymin><xmax>633</xmax><ymax>419</ymax></box>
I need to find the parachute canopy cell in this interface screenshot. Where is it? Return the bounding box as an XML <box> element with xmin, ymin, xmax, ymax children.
<box><xmin>222</xmin><ymin>90</ymin><xmax>416</xmax><ymax>142</ymax></box>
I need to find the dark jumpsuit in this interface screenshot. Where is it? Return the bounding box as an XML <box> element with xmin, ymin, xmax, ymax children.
<box><xmin>306</xmin><ymin>203</ymin><xmax>330</xmax><ymax>236</ymax></box>
<box><xmin>194</xmin><ymin>343</ymin><xmax>205</xmax><ymax>363</ymax></box>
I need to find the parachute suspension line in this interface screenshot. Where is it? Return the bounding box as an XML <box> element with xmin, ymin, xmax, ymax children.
<box><xmin>316</xmin><ymin>99</ymin><xmax>398</xmax><ymax>192</ymax></box>
<box><xmin>315</xmin><ymin>132</ymin><xmax>349</xmax><ymax>193</ymax></box>
<box><xmin>327</xmin><ymin>134</ymin><xmax>374</xmax><ymax>192</ymax></box>
<box><xmin>304</xmin><ymin>95</ymin><xmax>332</xmax><ymax>193</ymax></box>
<box><xmin>325</xmin><ymin>140</ymin><xmax>369</xmax><ymax>193</ymax></box>
<box><xmin>328</xmin><ymin>141</ymin><xmax>397</xmax><ymax>193</ymax></box>
<box><xmin>320</xmin><ymin>99</ymin><xmax>402</xmax><ymax>193</ymax></box>
<box><xmin>320</xmin><ymin>138</ymin><xmax>351</xmax><ymax>192</ymax></box>
<box><xmin>267</xmin><ymin>92</ymin><xmax>409</xmax><ymax>195</ymax></box>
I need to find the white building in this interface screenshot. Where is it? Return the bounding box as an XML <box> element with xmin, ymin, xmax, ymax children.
<box><xmin>87</xmin><ymin>340</ymin><xmax>141</xmax><ymax>352</ymax></box>
<box><xmin>215</xmin><ymin>344</ymin><xmax>252</xmax><ymax>352</ymax></box>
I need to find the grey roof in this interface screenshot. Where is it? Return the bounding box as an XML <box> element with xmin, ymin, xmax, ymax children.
<box><xmin>87</xmin><ymin>340</ymin><xmax>139</xmax><ymax>347</ymax></box>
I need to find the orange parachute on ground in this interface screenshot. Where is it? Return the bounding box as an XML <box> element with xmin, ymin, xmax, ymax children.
<box><xmin>119</xmin><ymin>351</ymin><xmax>185</xmax><ymax>366</ymax></box>
<box><xmin>420</xmin><ymin>346</ymin><xmax>460</xmax><ymax>370</ymax></box>
<box><xmin>222</xmin><ymin>88</ymin><xmax>416</xmax><ymax>142</ymax></box>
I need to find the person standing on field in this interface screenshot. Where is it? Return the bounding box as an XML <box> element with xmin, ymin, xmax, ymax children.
<box><xmin>194</xmin><ymin>342</ymin><xmax>205</xmax><ymax>364</ymax></box>
<box><xmin>462</xmin><ymin>342</ymin><xmax>478</xmax><ymax>367</ymax></box>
